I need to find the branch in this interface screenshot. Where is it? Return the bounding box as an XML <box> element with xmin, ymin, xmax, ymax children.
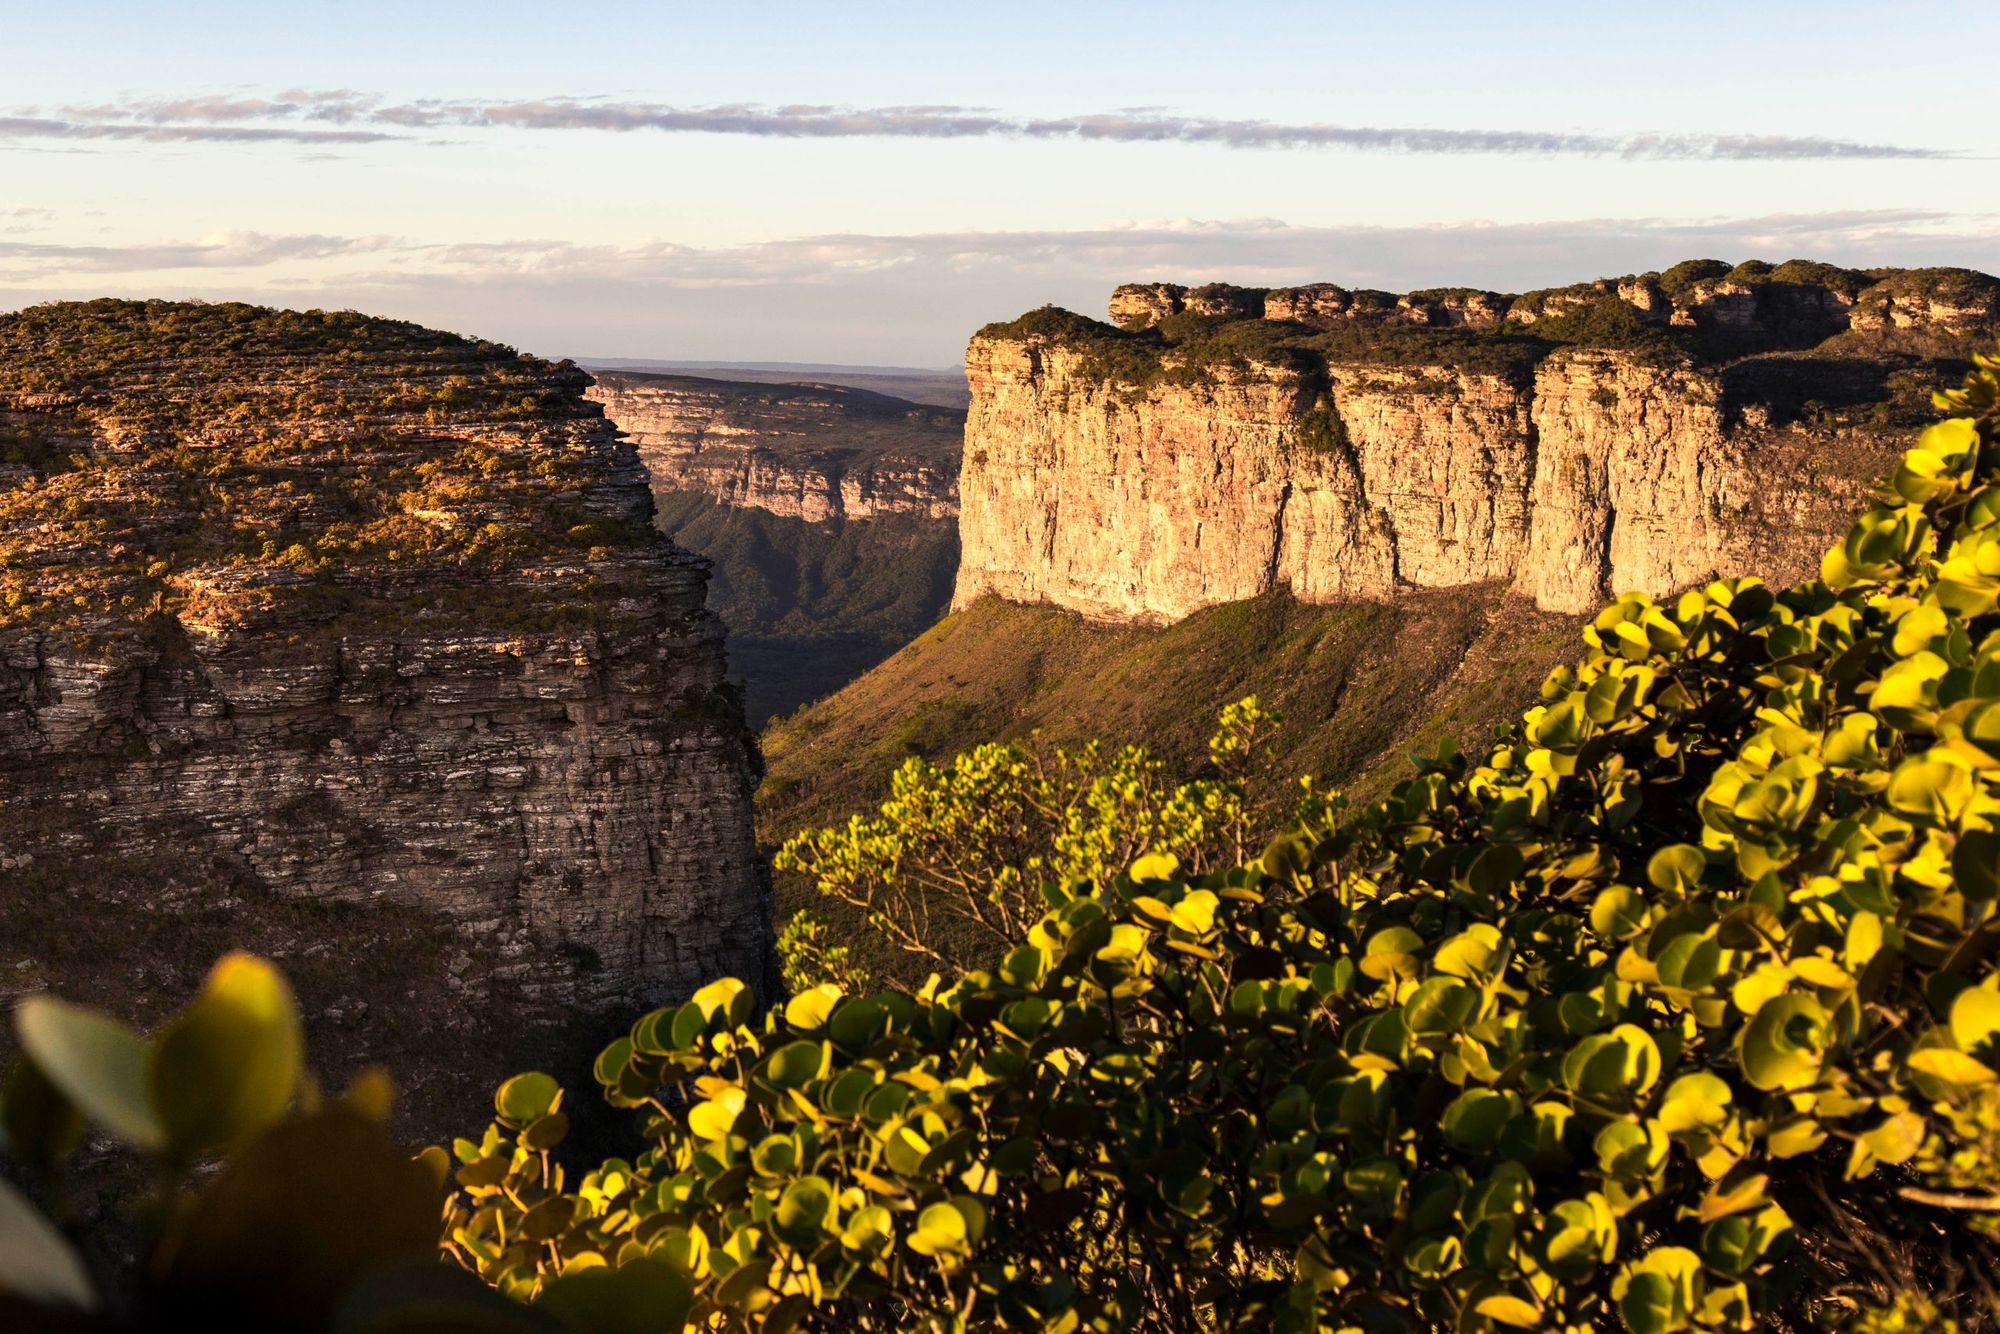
<box><xmin>1897</xmin><ymin>1185</ymin><xmax>2000</xmax><ymax>1211</ymax></box>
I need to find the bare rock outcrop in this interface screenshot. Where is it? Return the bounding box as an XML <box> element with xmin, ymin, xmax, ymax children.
<box><xmin>586</xmin><ymin>372</ymin><xmax>959</xmax><ymax>522</ymax></box>
<box><xmin>0</xmin><ymin>301</ymin><xmax>769</xmax><ymax>1022</ymax></box>
<box><xmin>955</xmin><ymin>264</ymin><xmax>1998</xmax><ymax>624</ymax></box>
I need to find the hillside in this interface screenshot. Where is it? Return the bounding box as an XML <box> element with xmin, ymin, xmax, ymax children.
<box><xmin>762</xmin><ymin>260</ymin><xmax>2000</xmax><ymax>981</ymax></box>
<box><xmin>587</xmin><ymin>371</ymin><xmax>962</xmax><ymax>722</ymax></box>
<box><xmin>759</xmin><ymin>588</ymin><xmax>1585</xmax><ymax>964</ymax></box>
<box><xmin>0</xmin><ymin>300</ymin><xmax>768</xmax><ymax>1140</ymax></box>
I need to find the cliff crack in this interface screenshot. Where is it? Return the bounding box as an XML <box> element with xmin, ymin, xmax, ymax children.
<box><xmin>1265</xmin><ymin>481</ymin><xmax>1293</xmax><ymax>593</ymax></box>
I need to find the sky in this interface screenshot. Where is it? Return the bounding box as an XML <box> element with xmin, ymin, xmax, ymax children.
<box><xmin>2</xmin><ymin>0</ymin><xmax>1996</xmax><ymax>365</ymax></box>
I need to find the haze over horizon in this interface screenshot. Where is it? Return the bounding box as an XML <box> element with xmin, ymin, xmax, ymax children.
<box><xmin>5</xmin><ymin>0</ymin><xmax>1996</xmax><ymax>364</ymax></box>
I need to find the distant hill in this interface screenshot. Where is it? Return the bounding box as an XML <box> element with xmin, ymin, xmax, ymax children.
<box><xmin>578</xmin><ymin>359</ymin><xmax>971</xmax><ymax>410</ymax></box>
<box><xmin>586</xmin><ymin>371</ymin><xmax>964</xmax><ymax>724</ymax></box>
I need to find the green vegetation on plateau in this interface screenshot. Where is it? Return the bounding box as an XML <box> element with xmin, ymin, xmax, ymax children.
<box><xmin>0</xmin><ymin>299</ymin><xmax>651</xmax><ymax>637</ymax></box>
<box><xmin>12</xmin><ymin>343</ymin><xmax>2000</xmax><ymax>1330</ymax></box>
<box><xmin>759</xmin><ymin>586</ymin><xmax>1583</xmax><ymax>878</ymax></box>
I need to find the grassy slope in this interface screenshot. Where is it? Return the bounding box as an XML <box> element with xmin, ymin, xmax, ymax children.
<box><xmin>757</xmin><ymin>588</ymin><xmax>1586</xmax><ymax>945</ymax></box>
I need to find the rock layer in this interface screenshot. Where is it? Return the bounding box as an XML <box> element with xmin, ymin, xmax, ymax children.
<box><xmin>0</xmin><ymin>301</ymin><xmax>769</xmax><ymax>1016</ymax></box>
<box><xmin>957</xmin><ymin>264</ymin><xmax>1999</xmax><ymax>623</ymax></box>
<box><xmin>586</xmin><ymin>371</ymin><xmax>963</xmax><ymax>723</ymax></box>
<box><xmin>586</xmin><ymin>372</ymin><xmax>959</xmax><ymax>523</ymax></box>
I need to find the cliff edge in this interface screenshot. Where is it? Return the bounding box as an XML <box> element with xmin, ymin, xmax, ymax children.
<box><xmin>0</xmin><ymin>302</ymin><xmax>770</xmax><ymax>1082</ymax></box>
<box><xmin>955</xmin><ymin>261</ymin><xmax>2000</xmax><ymax>623</ymax></box>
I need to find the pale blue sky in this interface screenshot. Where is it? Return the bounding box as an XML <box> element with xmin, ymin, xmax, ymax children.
<box><xmin>2</xmin><ymin>1</ymin><xmax>1993</xmax><ymax>363</ymax></box>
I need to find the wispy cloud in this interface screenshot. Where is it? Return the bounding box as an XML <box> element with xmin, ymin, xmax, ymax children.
<box><xmin>0</xmin><ymin>230</ymin><xmax>395</xmax><ymax>274</ymax></box>
<box><xmin>4</xmin><ymin>211</ymin><xmax>1992</xmax><ymax>363</ymax></box>
<box><xmin>0</xmin><ymin>90</ymin><xmax>1956</xmax><ymax>161</ymax></box>
<box><xmin>0</xmin><ymin>113</ymin><xmax>396</xmax><ymax>146</ymax></box>
<box><xmin>2</xmin><ymin>212</ymin><xmax>1987</xmax><ymax>287</ymax></box>
<box><xmin>375</xmin><ymin>210</ymin><xmax>1985</xmax><ymax>290</ymax></box>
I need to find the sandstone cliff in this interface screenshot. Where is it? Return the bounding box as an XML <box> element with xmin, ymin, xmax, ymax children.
<box><xmin>957</xmin><ymin>262</ymin><xmax>1998</xmax><ymax>623</ymax></box>
<box><xmin>586</xmin><ymin>371</ymin><xmax>963</xmax><ymax>723</ymax></box>
<box><xmin>0</xmin><ymin>302</ymin><xmax>769</xmax><ymax>1083</ymax></box>
<box><xmin>586</xmin><ymin>372</ymin><xmax>959</xmax><ymax>523</ymax></box>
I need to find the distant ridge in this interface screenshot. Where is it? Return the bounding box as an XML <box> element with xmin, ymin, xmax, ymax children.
<box><xmin>576</xmin><ymin>359</ymin><xmax>970</xmax><ymax>410</ymax></box>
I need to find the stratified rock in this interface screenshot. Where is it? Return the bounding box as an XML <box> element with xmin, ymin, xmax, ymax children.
<box><xmin>0</xmin><ymin>301</ymin><xmax>769</xmax><ymax>1024</ymax></box>
<box><xmin>586</xmin><ymin>372</ymin><xmax>959</xmax><ymax>522</ymax></box>
<box><xmin>1108</xmin><ymin>284</ymin><xmax>1187</xmax><ymax>331</ymax></box>
<box><xmin>956</xmin><ymin>263</ymin><xmax>1999</xmax><ymax>624</ymax></box>
<box><xmin>583</xmin><ymin>371</ymin><xmax>963</xmax><ymax>722</ymax></box>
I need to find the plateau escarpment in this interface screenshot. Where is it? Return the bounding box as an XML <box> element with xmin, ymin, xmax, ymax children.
<box><xmin>956</xmin><ymin>261</ymin><xmax>1999</xmax><ymax>623</ymax></box>
<box><xmin>587</xmin><ymin>371</ymin><xmax>959</xmax><ymax>523</ymax></box>
<box><xmin>587</xmin><ymin>372</ymin><xmax>962</xmax><ymax>722</ymax></box>
<box><xmin>0</xmin><ymin>301</ymin><xmax>768</xmax><ymax>1127</ymax></box>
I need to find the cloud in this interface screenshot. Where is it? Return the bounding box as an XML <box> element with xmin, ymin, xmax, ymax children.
<box><xmin>375</xmin><ymin>210</ymin><xmax>1986</xmax><ymax>291</ymax></box>
<box><xmin>0</xmin><ymin>230</ymin><xmax>395</xmax><ymax>275</ymax></box>
<box><xmin>4</xmin><ymin>211</ymin><xmax>1994</xmax><ymax>363</ymax></box>
<box><xmin>0</xmin><ymin>114</ymin><xmax>397</xmax><ymax>146</ymax></box>
<box><xmin>2</xmin><ymin>92</ymin><xmax>1956</xmax><ymax>161</ymax></box>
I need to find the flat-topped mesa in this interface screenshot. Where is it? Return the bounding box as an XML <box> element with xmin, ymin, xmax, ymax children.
<box><xmin>586</xmin><ymin>372</ymin><xmax>960</xmax><ymax>524</ymax></box>
<box><xmin>0</xmin><ymin>300</ymin><xmax>768</xmax><ymax>1020</ymax></box>
<box><xmin>1111</xmin><ymin>261</ymin><xmax>2000</xmax><ymax>347</ymax></box>
<box><xmin>958</xmin><ymin>261</ymin><xmax>2000</xmax><ymax>624</ymax></box>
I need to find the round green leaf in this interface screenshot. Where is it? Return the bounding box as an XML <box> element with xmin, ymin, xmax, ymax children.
<box><xmin>1740</xmin><ymin>995</ymin><xmax>1827</xmax><ymax>1092</ymax></box>
<box><xmin>906</xmin><ymin>1201</ymin><xmax>968</xmax><ymax>1257</ymax></box>
<box><xmin>760</xmin><ymin>1040</ymin><xmax>826</xmax><ymax>1091</ymax></box>
<box><xmin>1647</xmin><ymin>845</ymin><xmax>1706</xmax><ymax>894</ymax></box>
<box><xmin>1619</xmin><ymin>1270</ymin><xmax>1677</xmax><ymax>1334</ymax></box>
<box><xmin>687</xmin><ymin>1088</ymin><xmax>745</xmax><ymax>1141</ymax></box>
<box><xmin>1952</xmin><ymin>987</ymin><xmax>2000</xmax><ymax>1056</ymax></box>
<box><xmin>15</xmin><ymin>997</ymin><xmax>163</xmax><ymax>1151</ymax></box>
<box><xmin>1442</xmin><ymin>1088</ymin><xmax>1519</xmax><ymax>1153</ymax></box>
<box><xmin>535</xmin><ymin>1258</ymin><xmax>693</xmax><ymax>1334</ymax></box>
<box><xmin>774</xmin><ymin>1176</ymin><xmax>833</xmax><ymax>1245</ymax></box>
<box><xmin>783</xmin><ymin>985</ymin><xmax>841</xmax><ymax>1034</ymax></box>
<box><xmin>151</xmin><ymin>953</ymin><xmax>303</xmax><ymax>1157</ymax></box>
<box><xmin>690</xmin><ymin>978</ymin><xmax>753</xmax><ymax>1028</ymax></box>
<box><xmin>1562</xmin><ymin>1024</ymin><xmax>1661</xmax><ymax>1098</ymax></box>
<box><xmin>840</xmin><ymin>1204</ymin><xmax>894</xmax><ymax>1259</ymax></box>
<box><xmin>494</xmin><ymin>1072</ymin><xmax>561</xmax><ymax>1127</ymax></box>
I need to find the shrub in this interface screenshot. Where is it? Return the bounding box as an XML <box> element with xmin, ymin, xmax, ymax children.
<box><xmin>423</xmin><ymin>350</ymin><xmax>2000</xmax><ymax>1330</ymax></box>
<box><xmin>773</xmin><ymin>699</ymin><xmax>1284</xmax><ymax>973</ymax></box>
<box><xmin>0</xmin><ymin>954</ymin><xmax>528</xmax><ymax>1328</ymax></box>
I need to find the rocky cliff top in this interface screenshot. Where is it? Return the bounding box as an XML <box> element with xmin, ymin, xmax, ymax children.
<box><xmin>0</xmin><ymin>299</ymin><xmax>661</xmax><ymax>643</ymax></box>
<box><xmin>0</xmin><ymin>300</ymin><xmax>768</xmax><ymax>1140</ymax></box>
<box><xmin>990</xmin><ymin>261</ymin><xmax>2000</xmax><ymax>411</ymax></box>
<box><xmin>587</xmin><ymin>370</ymin><xmax>962</xmax><ymax>470</ymax></box>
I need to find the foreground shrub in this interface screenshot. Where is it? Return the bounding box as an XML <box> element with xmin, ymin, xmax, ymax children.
<box><xmin>432</xmin><ymin>355</ymin><xmax>2000</xmax><ymax>1330</ymax></box>
<box><xmin>0</xmin><ymin>954</ymin><xmax>535</xmax><ymax>1330</ymax></box>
